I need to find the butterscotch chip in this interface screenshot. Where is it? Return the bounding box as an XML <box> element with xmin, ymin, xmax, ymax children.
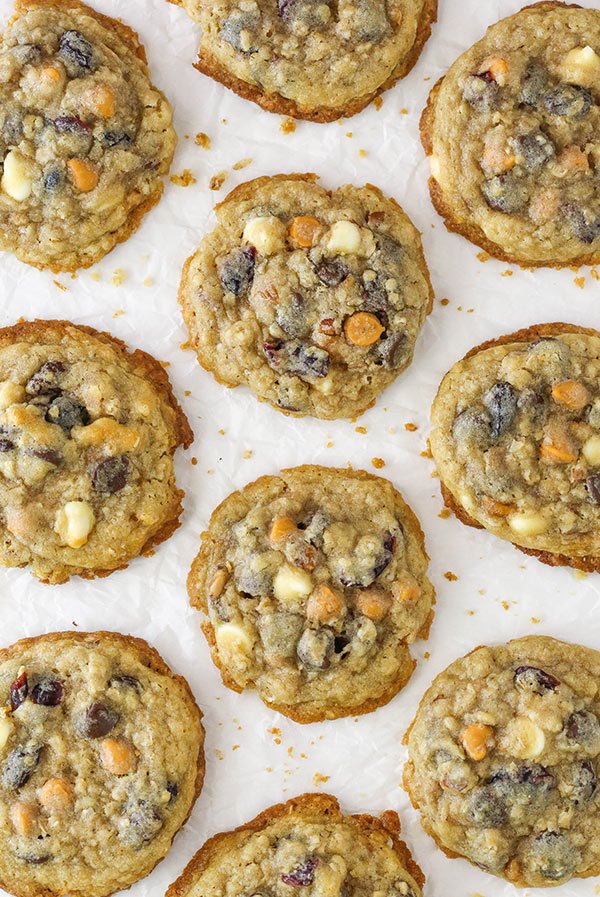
<box><xmin>187</xmin><ymin>465</ymin><xmax>434</xmax><ymax>723</ymax></box>
<box><xmin>166</xmin><ymin>793</ymin><xmax>424</xmax><ymax>897</ymax></box>
<box><xmin>0</xmin><ymin>319</ymin><xmax>192</xmax><ymax>583</ymax></box>
<box><xmin>421</xmin><ymin>4</ymin><xmax>600</xmax><ymax>267</ymax></box>
<box><xmin>170</xmin><ymin>0</ymin><xmax>437</xmax><ymax>122</ymax></box>
<box><xmin>431</xmin><ymin>323</ymin><xmax>600</xmax><ymax>572</ymax></box>
<box><xmin>179</xmin><ymin>174</ymin><xmax>433</xmax><ymax>420</ymax></box>
<box><xmin>0</xmin><ymin>0</ymin><xmax>176</xmax><ymax>272</ymax></box>
<box><xmin>405</xmin><ymin>636</ymin><xmax>600</xmax><ymax>887</ymax></box>
<box><xmin>0</xmin><ymin>631</ymin><xmax>204</xmax><ymax>897</ymax></box>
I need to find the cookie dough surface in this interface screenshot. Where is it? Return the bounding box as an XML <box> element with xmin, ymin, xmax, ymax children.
<box><xmin>423</xmin><ymin>2</ymin><xmax>600</xmax><ymax>266</ymax></box>
<box><xmin>180</xmin><ymin>175</ymin><xmax>433</xmax><ymax>420</ymax></box>
<box><xmin>0</xmin><ymin>319</ymin><xmax>192</xmax><ymax>584</ymax></box>
<box><xmin>166</xmin><ymin>793</ymin><xmax>424</xmax><ymax>897</ymax></box>
<box><xmin>188</xmin><ymin>466</ymin><xmax>434</xmax><ymax>722</ymax></box>
<box><xmin>405</xmin><ymin>636</ymin><xmax>600</xmax><ymax>887</ymax></box>
<box><xmin>0</xmin><ymin>0</ymin><xmax>176</xmax><ymax>272</ymax></box>
<box><xmin>0</xmin><ymin>630</ymin><xmax>205</xmax><ymax>897</ymax></box>
<box><xmin>179</xmin><ymin>0</ymin><xmax>436</xmax><ymax>121</ymax></box>
<box><xmin>431</xmin><ymin>324</ymin><xmax>600</xmax><ymax>568</ymax></box>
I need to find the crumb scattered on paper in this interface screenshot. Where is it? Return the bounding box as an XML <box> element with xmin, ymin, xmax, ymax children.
<box><xmin>280</xmin><ymin>117</ymin><xmax>296</xmax><ymax>134</ymax></box>
<box><xmin>372</xmin><ymin>457</ymin><xmax>385</xmax><ymax>468</ymax></box>
<box><xmin>110</xmin><ymin>269</ymin><xmax>126</xmax><ymax>286</ymax></box>
<box><xmin>444</xmin><ymin>571</ymin><xmax>458</xmax><ymax>581</ymax></box>
<box><xmin>210</xmin><ymin>171</ymin><xmax>228</xmax><ymax>191</ymax></box>
<box><xmin>233</xmin><ymin>158</ymin><xmax>252</xmax><ymax>170</ymax></box>
<box><xmin>170</xmin><ymin>169</ymin><xmax>197</xmax><ymax>186</ymax></box>
<box><xmin>195</xmin><ymin>132</ymin><xmax>211</xmax><ymax>149</ymax></box>
<box><xmin>313</xmin><ymin>772</ymin><xmax>330</xmax><ymax>786</ymax></box>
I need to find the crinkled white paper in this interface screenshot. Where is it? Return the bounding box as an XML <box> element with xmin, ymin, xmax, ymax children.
<box><xmin>2</xmin><ymin>0</ymin><xmax>600</xmax><ymax>894</ymax></box>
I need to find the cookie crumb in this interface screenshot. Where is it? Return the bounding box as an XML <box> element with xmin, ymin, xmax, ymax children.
<box><xmin>243</xmin><ymin>449</ymin><xmax>253</xmax><ymax>459</ymax></box>
<box><xmin>180</xmin><ymin>341</ymin><xmax>191</xmax><ymax>351</ymax></box>
<box><xmin>405</xmin><ymin>422</ymin><xmax>418</xmax><ymax>431</ymax></box>
<box><xmin>112</xmin><ymin>309</ymin><xmax>124</xmax><ymax>318</ymax></box>
<box><xmin>209</xmin><ymin>171</ymin><xmax>228</xmax><ymax>191</ymax></box>
<box><xmin>501</xmin><ymin>600</ymin><xmax>510</xmax><ymax>610</ymax></box>
<box><xmin>170</xmin><ymin>169</ymin><xmax>197</xmax><ymax>187</ymax></box>
<box><xmin>371</xmin><ymin>457</ymin><xmax>385</xmax><ymax>468</ymax></box>
<box><xmin>195</xmin><ymin>132</ymin><xmax>211</xmax><ymax>149</ymax></box>
<box><xmin>591</xmin><ymin>267</ymin><xmax>599</xmax><ymax>281</ymax></box>
<box><xmin>191</xmin><ymin>457</ymin><xmax>197</xmax><ymax>466</ymax></box>
<box><xmin>280</xmin><ymin>117</ymin><xmax>296</xmax><ymax>134</ymax></box>
<box><xmin>444</xmin><ymin>571</ymin><xmax>458</xmax><ymax>581</ymax></box>
<box><xmin>400</xmin><ymin>107</ymin><xmax>408</xmax><ymax>114</ymax></box>
<box><xmin>312</xmin><ymin>772</ymin><xmax>330</xmax><ymax>786</ymax></box>
<box><xmin>421</xmin><ymin>443</ymin><xmax>433</xmax><ymax>458</ymax></box>
<box><xmin>574</xmin><ymin>275</ymin><xmax>585</xmax><ymax>289</ymax></box>
<box><xmin>232</xmin><ymin>158</ymin><xmax>252</xmax><ymax>170</ymax></box>
<box><xmin>326</xmin><ymin>441</ymin><xmax>333</xmax><ymax>447</ymax></box>
<box><xmin>424</xmin><ymin>651</ymin><xmax>430</xmax><ymax>659</ymax></box>
<box><xmin>438</xmin><ymin>508</ymin><xmax>451</xmax><ymax>519</ymax></box>
<box><xmin>355</xmin><ymin>426</ymin><xmax>367</xmax><ymax>434</ymax></box>
<box><xmin>232</xmin><ymin>745</ymin><xmax>240</xmax><ymax>751</ymax></box>
<box><xmin>374</xmin><ymin>97</ymin><xmax>383</xmax><ymax>110</ymax></box>
<box><xmin>345</xmin><ymin>131</ymin><xmax>353</xmax><ymax>137</ymax></box>
<box><xmin>184</xmin><ymin>390</ymin><xmax>191</xmax><ymax>396</ymax></box>
<box><xmin>440</xmin><ymin>298</ymin><xmax>449</xmax><ymax>306</ymax></box>
<box><xmin>359</xmin><ymin>148</ymin><xmax>367</xmax><ymax>158</ymax></box>
<box><xmin>215</xmin><ymin>749</ymin><xmax>223</xmax><ymax>760</ymax></box>
<box><xmin>466</xmin><ymin>609</ymin><xmax>475</xmax><ymax>615</ymax></box>
<box><xmin>500</xmin><ymin>269</ymin><xmax>513</xmax><ymax>277</ymax></box>
<box><xmin>53</xmin><ymin>280</ymin><xmax>67</xmax><ymax>291</ymax></box>
<box><xmin>476</xmin><ymin>251</ymin><xmax>490</xmax><ymax>262</ymax></box>
<box><xmin>110</xmin><ymin>269</ymin><xmax>126</xmax><ymax>286</ymax></box>
<box><xmin>574</xmin><ymin>569</ymin><xmax>588</xmax><ymax>580</ymax></box>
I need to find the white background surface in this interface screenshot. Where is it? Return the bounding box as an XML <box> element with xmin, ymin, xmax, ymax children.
<box><xmin>2</xmin><ymin>0</ymin><xmax>600</xmax><ymax>895</ymax></box>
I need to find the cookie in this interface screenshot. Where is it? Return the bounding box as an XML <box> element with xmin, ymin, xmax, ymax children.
<box><xmin>0</xmin><ymin>319</ymin><xmax>192</xmax><ymax>584</ymax></box>
<box><xmin>188</xmin><ymin>465</ymin><xmax>434</xmax><ymax>723</ymax></box>
<box><xmin>421</xmin><ymin>2</ymin><xmax>600</xmax><ymax>267</ymax></box>
<box><xmin>171</xmin><ymin>0</ymin><xmax>437</xmax><ymax>122</ymax></box>
<box><xmin>0</xmin><ymin>630</ymin><xmax>205</xmax><ymax>897</ymax></box>
<box><xmin>166</xmin><ymin>792</ymin><xmax>424</xmax><ymax>897</ymax></box>
<box><xmin>0</xmin><ymin>0</ymin><xmax>176</xmax><ymax>272</ymax></box>
<box><xmin>430</xmin><ymin>323</ymin><xmax>600</xmax><ymax>572</ymax></box>
<box><xmin>179</xmin><ymin>174</ymin><xmax>433</xmax><ymax>420</ymax></box>
<box><xmin>404</xmin><ymin>635</ymin><xmax>600</xmax><ymax>887</ymax></box>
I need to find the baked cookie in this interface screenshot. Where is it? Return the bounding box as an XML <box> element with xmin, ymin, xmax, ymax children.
<box><xmin>0</xmin><ymin>0</ymin><xmax>176</xmax><ymax>272</ymax></box>
<box><xmin>430</xmin><ymin>323</ymin><xmax>600</xmax><ymax>572</ymax></box>
<box><xmin>171</xmin><ymin>0</ymin><xmax>437</xmax><ymax>122</ymax></box>
<box><xmin>166</xmin><ymin>792</ymin><xmax>424</xmax><ymax>897</ymax></box>
<box><xmin>179</xmin><ymin>174</ymin><xmax>433</xmax><ymax>420</ymax></box>
<box><xmin>0</xmin><ymin>319</ymin><xmax>192</xmax><ymax>584</ymax></box>
<box><xmin>188</xmin><ymin>465</ymin><xmax>434</xmax><ymax>723</ymax></box>
<box><xmin>421</xmin><ymin>2</ymin><xmax>600</xmax><ymax>267</ymax></box>
<box><xmin>0</xmin><ymin>630</ymin><xmax>205</xmax><ymax>897</ymax></box>
<box><xmin>404</xmin><ymin>635</ymin><xmax>600</xmax><ymax>887</ymax></box>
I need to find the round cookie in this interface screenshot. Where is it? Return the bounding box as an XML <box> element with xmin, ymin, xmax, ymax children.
<box><xmin>421</xmin><ymin>2</ymin><xmax>600</xmax><ymax>267</ymax></box>
<box><xmin>171</xmin><ymin>0</ymin><xmax>437</xmax><ymax>122</ymax></box>
<box><xmin>0</xmin><ymin>630</ymin><xmax>205</xmax><ymax>897</ymax></box>
<box><xmin>179</xmin><ymin>174</ymin><xmax>434</xmax><ymax>420</ymax></box>
<box><xmin>166</xmin><ymin>792</ymin><xmax>424</xmax><ymax>897</ymax></box>
<box><xmin>430</xmin><ymin>323</ymin><xmax>600</xmax><ymax>572</ymax></box>
<box><xmin>0</xmin><ymin>0</ymin><xmax>177</xmax><ymax>272</ymax></box>
<box><xmin>0</xmin><ymin>319</ymin><xmax>193</xmax><ymax>584</ymax></box>
<box><xmin>188</xmin><ymin>465</ymin><xmax>435</xmax><ymax>723</ymax></box>
<box><xmin>404</xmin><ymin>635</ymin><xmax>600</xmax><ymax>887</ymax></box>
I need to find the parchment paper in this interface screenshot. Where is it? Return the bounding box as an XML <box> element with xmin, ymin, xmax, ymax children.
<box><xmin>2</xmin><ymin>0</ymin><xmax>600</xmax><ymax>894</ymax></box>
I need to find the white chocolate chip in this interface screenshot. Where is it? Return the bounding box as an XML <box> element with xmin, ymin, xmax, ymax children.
<box><xmin>326</xmin><ymin>220</ymin><xmax>361</xmax><ymax>254</ymax></box>
<box><xmin>71</xmin><ymin>417</ymin><xmax>140</xmax><ymax>452</ymax></box>
<box><xmin>0</xmin><ymin>716</ymin><xmax>14</xmax><ymax>753</ymax></box>
<box><xmin>273</xmin><ymin>563</ymin><xmax>313</xmax><ymax>605</ymax></box>
<box><xmin>215</xmin><ymin>622</ymin><xmax>253</xmax><ymax>662</ymax></box>
<box><xmin>560</xmin><ymin>46</ymin><xmax>600</xmax><ymax>85</ymax></box>
<box><xmin>583</xmin><ymin>435</ymin><xmax>600</xmax><ymax>466</ymax></box>
<box><xmin>0</xmin><ymin>380</ymin><xmax>25</xmax><ymax>411</ymax></box>
<box><xmin>242</xmin><ymin>216</ymin><xmax>287</xmax><ymax>256</ymax></box>
<box><xmin>1</xmin><ymin>150</ymin><xmax>33</xmax><ymax>201</ymax></box>
<box><xmin>55</xmin><ymin>501</ymin><xmax>95</xmax><ymax>549</ymax></box>
<box><xmin>503</xmin><ymin>716</ymin><xmax>545</xmax><ymax>759</ymax></box>
<box><xmin>508</xmin><ymin>511</ymin><xmax>548</xmax><ymax>537</ymax></box>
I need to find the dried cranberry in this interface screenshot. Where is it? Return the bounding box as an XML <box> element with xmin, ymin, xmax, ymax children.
<box><xmin>565</xmin><ymin>709</ymin><xmax>600</xmax><ymax>744</ymax></box>
<box><xmin>10</xmin><ymin>671</ymin><xmax>28</xmax><ymax>710</ymax></box>
<box><xmin>91</xmin><ymin>455</ymin><xmax>130</xmax><ymax>493</ymax></box>
<box><xmin>218</xmin><ymin>246</ymin><xmax>256</xmax><ymax>296</ymax></box>
<box><xmin>54</xmin><ymin>116</ymin><xmax>92</xmax><ymax>135</ymax></box>
<box><xmin>109</xmin><ymin>674</ymin><xmax>142</xmax><ymax>692</ymax></box>
<box><xmin>514</xmin><ymin>666</ymin><xmax>560</xmax><ymax>694</ymax></box>
<box><xmin>281</xmin><ymin>855</ymin><xmax>319</xmax><ymax>886</ymax></box>
<box><xmin>78</xmin><ymin>702</ymin><xmax>119</xmax><ymax>738</ymax></box>
<box><xmin>313</xmin><ymin>257</ymin><xmax>350</xmax><ymax>286</ymax></box>
<box><xmin>31</xmin><ymin>676</ymin><xmax>64</xmax><ymax>706</ymax></box>
<box><xmin>586</xmin><ymin>474</ymin><xmax>600</xmax><ymax>504</ymax></box>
